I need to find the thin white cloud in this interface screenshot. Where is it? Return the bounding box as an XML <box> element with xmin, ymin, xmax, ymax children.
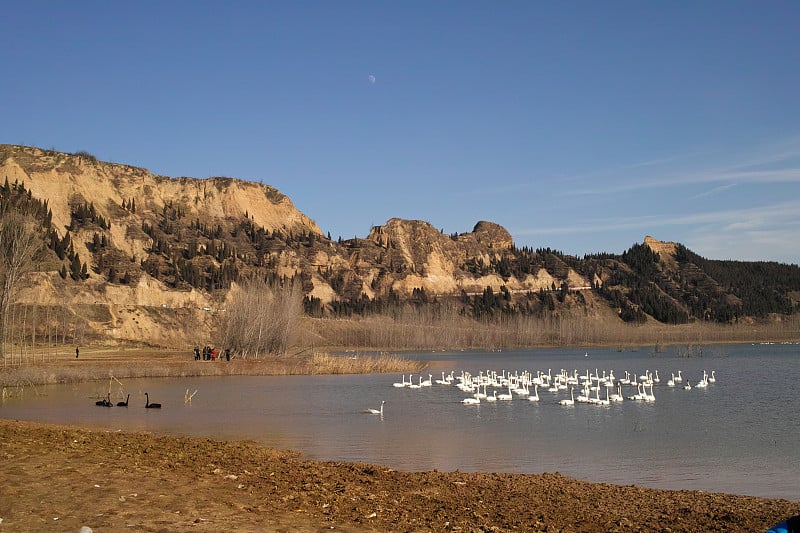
<box><xmin>459</xmin><ymin>137</ymin><xmax>800</xmax><ymax>200</ymax></box>
<box><xmin>456</xmin><ymin>151</ymin><xmax>711</xmax><ymax>199</ymax></box>
<box><xmin>688</xmin><ymin>183</ymin><xmax>737</xmax><ymax>200</ymax></box>
<box><xmin>567</xmin><ymin>167</ymin><xmax>800</xmax><ymax>196</ymax></box>
<box><xmin>562</xmin><ymin>151</ymin><xmax>712</xmax><ymax>183</ymax></box>
<box><xmin>687</xmin><ymin>228</ymin><xmax>800</xmax><ymax>264</ymax></box>
<box><xmin>514</xmin><ymin>200</ymin><xmax>800</xmax><ymax>237</ymax></box>
<box><xmin>566</xmin><ymin>137</ymin><xmax>800</xmax><ymax>196</ymax></box>
<box><xmin>721</xmin><ymin>135</ymin><xmax>800</xmax><ymax>172</ymax></box>
<box><xmin>368</xmin><ymin>74</ymin><xmax>376</xmax><ymax>84</ymax></box>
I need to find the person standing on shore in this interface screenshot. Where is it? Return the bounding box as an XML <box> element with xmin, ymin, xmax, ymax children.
<box><xmin>75</xmin><ymin>346</ymin><xmax>79</xmax><ymax>359</ymax></box>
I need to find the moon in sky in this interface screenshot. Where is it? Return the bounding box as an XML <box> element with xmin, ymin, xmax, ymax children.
<box><xmin>368</xmin><ymin>74</ymin><xmax>376</xmax><ymax>84</ymax></box>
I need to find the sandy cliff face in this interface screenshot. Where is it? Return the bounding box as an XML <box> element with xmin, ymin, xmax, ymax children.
<box><xmin>0</xmin><ymin>147</ymin><xmax>321</xmax><ymax>240</ymax></box>
<box><xmin>1</xmin><ymin>145</ymin><xmax>322</xmax><ymax>308</ymax></box>
<box><xmin>644</xmin><ymin>235</ymin><xmax>678</xmax><ymax>262</ymax></box>
<box><xmin>367</xmin><ymin>219</ymin><xmax>589</xmax><ymax>297</ymax></box>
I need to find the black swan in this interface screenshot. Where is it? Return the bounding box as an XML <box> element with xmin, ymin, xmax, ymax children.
<box><xmin>144</xmin><ymin>392</ymin><xmax>161</xmax><ymax>409</ymax></box>
<box><xmin>116</xmin><ymin>393</ymin><xmax>130</xmax><ymax>407</ymax></box>
<box><xmin>95</xmin><ymin>393</ymin><xmax>112</xmax><ymax>407</ymax></box>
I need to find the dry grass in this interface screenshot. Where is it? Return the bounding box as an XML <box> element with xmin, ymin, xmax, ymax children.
<box><xmin>303</xmin><ymin>312</ymin><xmax>800</xmax><ymax>351</ymax></box>
<box><xmin>307</xmin><ymin>351</ymin><xmax>426</xmax><ymax>374</ymax></box>
<box><xmin>0</xmin><ymin>346</ymin><xmax>426</xmax><ymax>387</ymax></box>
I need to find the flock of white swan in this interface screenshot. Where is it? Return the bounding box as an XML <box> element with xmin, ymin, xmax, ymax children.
<box><xmin>385</xmin><ymin>366</ymin><xmax>717</xmax><ymax>407</ymax></box>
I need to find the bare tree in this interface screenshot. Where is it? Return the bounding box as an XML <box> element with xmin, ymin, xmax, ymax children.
<box><xmin>216</xmin><ymin>276</ymin><xmax>304</xmax><ymax>358</ymax></box>
<box><xmin>0</xmin><ymin>213</ymin><xmax>45</xmax><ymax>359</ymax></box>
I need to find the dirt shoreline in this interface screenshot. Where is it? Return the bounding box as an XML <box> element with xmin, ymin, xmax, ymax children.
<box><xmin>1</xmin><ymin>348</ymin><xmax>798</xmax><ymax>531</ymax></box>
<box><xmin>0</xmin><ymin>418</ymin><xmax>797</xmax><ymax>533</ymax></box>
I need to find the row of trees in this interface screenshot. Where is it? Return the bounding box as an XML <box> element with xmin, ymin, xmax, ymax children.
<box><xmin>215</xmin><ymin>276</ymin><xmax>304</xmax><ymax>358</ymax></box>
<box><xmin>0</xmin><ymin>179</ymin><xmax>99</xmax><ymax>358</ymax></box>
<box><xmin>0</xmin><ymin>213</ymin><xmax>46</xmax><ymax>358</ymax></box>
<box><xmin>302</xmin><ymin>282</ymin><xmax>582</xmax><ymax>325</ymax></box>
<box><xmin>0</xmin><ymin>180</ymin><xmax>62</xmax><ymax>358</ymax></box>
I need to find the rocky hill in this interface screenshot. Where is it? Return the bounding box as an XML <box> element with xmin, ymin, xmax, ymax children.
<box><xmin>1</xmin><ymin>144</ymin><xmax>798</xmax><ymax>347</ymax></box>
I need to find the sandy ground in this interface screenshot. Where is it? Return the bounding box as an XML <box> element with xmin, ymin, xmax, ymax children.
<box><xmin>0</xmin><ymin>418</ymin><xmax>798</xmax><ymax>533</ymax></box>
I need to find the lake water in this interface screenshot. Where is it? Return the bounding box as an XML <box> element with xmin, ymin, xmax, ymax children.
<box><xmin>2</xmin><ymin>342</ymin><xmax>798</xmax><ymax>501</ymax></box>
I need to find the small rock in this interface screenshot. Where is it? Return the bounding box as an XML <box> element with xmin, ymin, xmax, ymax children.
<box><xmin>79</xmin><ymin>527</ymin><xmax>93</xmax><ymax>533</ymax></box>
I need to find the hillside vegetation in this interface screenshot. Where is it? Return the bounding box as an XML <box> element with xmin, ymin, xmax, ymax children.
<box><xmin>0</xmin><ymin>144</ymin><xmax>798</xmax><ymax>353</ymax></box>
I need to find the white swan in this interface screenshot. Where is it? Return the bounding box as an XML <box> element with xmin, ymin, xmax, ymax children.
<box><xmin>365</xmin><ymin>401</ymin><xmax>385</xmax><ymax>415</ymax></box>
<box><xmin>559</xmin><ymin>387</ymin><xmax>575</xmax><ymax>406</ymax></box>
<box><xmin>528</xmin><ymin>384</ymin><xmax>540</xmax><ymax>402</ymax></box>
<box><xmin>597</xmin><ymin>387</ymin><xmax>610</xmax><ymax>406</ymax></box>
<box><xmin>675</xmin><ymin>370</ymin><xmax>683</xmax><ymax>383</ymax></box>
<box><xmin>577</xmin><ymin>385</ymin><xmax>591</xmax><ymax>403</ymax></box>
<box><xmin>392</xmin><ymin>375</ymin><xmax>408</xmax><ymax>388</ymax></box>
<box><xmin>485</xmin><ymin>390</ymin><xmax>498</xmax><ymax>402</ymax></box>
<box><xmin>609</xmin><ymin>383</ymin><xmax>623</xmax><ymax>402</ymax></box>
<box><xmin>462</xmin><ymin>397</ymin><xmax>480</xmax><ymax>405</ymax></box>
<box><xmin>497</xmin><ymin>386</ymin><xmax>513</xmax><ymax>401</ymax></box>
<box><xmin>627</xmin><ymin>383</ymin><xmax>644</xmax><ymax>401</ymax></box>
<box><xmin>643</xmin><ymin>383</ymin><xmax>655</xmax><ymax>402</ymax></box>
<box><xmin>474</xmin><ymin>384</ymin><xmax>488</xmax><ymax>399</ymax></box>
<box><xmin>683</xmin><ymin>380</ymin><xmax>692</xmax><ymax>390</ymax></box>
<box><xmin>514</xmin><ymin>381</ymin><xmax>530</xmax><ymax>396</ymax></box>
<box><xmin>708</xmin><ymin>370</ymin><xmax>716</xmax><ymax>383</ymax></box>
<box><xmin>667</xmin><ymin>373</ymin><xmax>675</xmax><ymax>387</ymax></box>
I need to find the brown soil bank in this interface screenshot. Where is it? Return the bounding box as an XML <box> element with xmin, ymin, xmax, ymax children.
<box><xmin>0</xmin><ymin>419</ymin><xmax>796</xmax><ymax>532</ymax></box>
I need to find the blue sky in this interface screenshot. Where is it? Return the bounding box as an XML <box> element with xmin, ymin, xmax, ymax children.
<box><xmin>3</xmin><ymin>1</ymin><xmax>799</xmax><ymax>264</ymax></box>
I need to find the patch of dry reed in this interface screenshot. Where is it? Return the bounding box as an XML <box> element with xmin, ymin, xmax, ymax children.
<box><xmin>0</xmin><ymin>351</ymin><xmax>425</xmax><ymax>387</ymax></box>
<box><xmin>307</xmin><ymin>352</ymin><xmax>426</xmax><ymax>375</ymax></box>
<box><xmin>304</xmin><ymin>312</ymin><xmax>800</xmax><ymax>351</ymax></box>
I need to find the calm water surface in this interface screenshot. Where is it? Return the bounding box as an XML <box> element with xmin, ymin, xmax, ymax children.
<box><xmin>2</xmin><ymin>343</ymin><xmax>798</xmax><ymax>500</ymax></box>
